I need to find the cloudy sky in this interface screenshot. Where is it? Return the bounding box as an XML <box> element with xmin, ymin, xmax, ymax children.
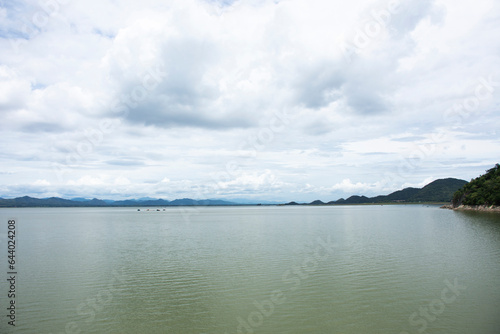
<box><xmin>0</xmin><ymin>0</ymin><xmax>499</xmax><ymax>202</ymax></box>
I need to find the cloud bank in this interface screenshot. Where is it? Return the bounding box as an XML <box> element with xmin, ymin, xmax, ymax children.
<box><xmin>0</xmin><ymin>0</ymin><xmax>499</xmax><ymax>201</ymax></box>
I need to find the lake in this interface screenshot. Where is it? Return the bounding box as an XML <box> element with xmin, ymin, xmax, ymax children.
<box><xmin>1</xmin><ymin>205</ymin><xmax>499</xmax><ymax>333</ymax></box>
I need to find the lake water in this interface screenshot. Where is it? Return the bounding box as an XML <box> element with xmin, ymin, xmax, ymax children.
<box><xmin>0</xmin><ymin>205</ymin><xmax>499</xmax><ymax>334</ymax></box>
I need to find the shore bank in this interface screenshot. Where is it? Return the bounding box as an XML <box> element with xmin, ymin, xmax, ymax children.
<box><xmin>441</xmin><ymin>204</ymin><xmax>500</xmax><ymax>212</ymax></box>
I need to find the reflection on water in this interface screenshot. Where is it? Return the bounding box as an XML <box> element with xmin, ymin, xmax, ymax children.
<box><xmin>0</xmin><ymin>205</ymin><xmax>499</xmax><ymax>333</ymax></box>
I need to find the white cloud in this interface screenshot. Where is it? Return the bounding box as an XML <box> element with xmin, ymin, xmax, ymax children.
<box><xmin>330</xmin><ymin>179</ymin><xmax>378</xmax><ymax>193</ymax></box>
<box><xmin>33</xmin><ymin>179</ymin><xmax>51</xmax><ymax>186</ymax></box>
<box><xmin>114</xmin><ymin>176</ymin><xmax>131</xmax><ymax>186</ymax></box>
<box><xmin>67</xmin><ymin>175</ymin><xmax>106</xmax><ymax>186</ymax></box>
<box><xmin>213</xmin><ymin>170</ymin><xmax>282</xmax><ymax>191</ymax></box>
<box><xmin>0</xmin><ymin>65</ymin><xmax>31</xmax><ymax>112</ymax></box>
<box><xmin>401</xmin><ymin>176</ymin><xmax>435</xmax><ymax>189</ymax></box>
<box><xmin>0</xmin><ymin>0</ymin><xmax>498</xmax><ymax>202</ymax></box>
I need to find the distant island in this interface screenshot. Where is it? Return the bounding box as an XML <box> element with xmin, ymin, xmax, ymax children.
<box><xmin>443</xmin><ymin>163</ymin><xmax>500</xmax><ymax>212</ymax></box>
<box><xmin>0</xmin><ymin>197</ymin><xmax>237</xmax><ymax>208</ymax></box>
<box><xmin>285</xmin><ymin>178</ymin><xmax>467</xmax><ymax>206</ymax></box>
<box><xmin>0</xmin><ymin>176</ymin><xmax>486</xmax><ymax>208</ymax></box>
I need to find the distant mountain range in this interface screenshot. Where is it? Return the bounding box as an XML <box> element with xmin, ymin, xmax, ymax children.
<box><xmin>286</xmin><ymin>178</ymin><xmax>468</xmax><ymax>206</ymax></box>
<box><xmin>0</xmin><ymin>196</ymin><xmax>237</xmax><ymax>208</ymax></box>
<box><xmin>0</xmin><ymin>178</ymin><xmax>468</xmax><ymax>208</ymax></box>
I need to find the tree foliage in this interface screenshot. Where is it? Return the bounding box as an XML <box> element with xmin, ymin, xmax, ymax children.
<box><xmin>452</xmin><ymin>164</ymin><xmax>500</xmax><ymax>207</ymax></box>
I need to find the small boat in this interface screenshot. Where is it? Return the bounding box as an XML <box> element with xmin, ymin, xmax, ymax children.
<box><xmin>137</xmin><ymin>209</ymin><xmax>140</xmax><ymax>211</ymax></box>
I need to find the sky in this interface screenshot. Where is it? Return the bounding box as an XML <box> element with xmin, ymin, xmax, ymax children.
<box><xmin>0</xmin><ymin>0</ymin><xmax>499</xmax><ymax>202</ymax></box>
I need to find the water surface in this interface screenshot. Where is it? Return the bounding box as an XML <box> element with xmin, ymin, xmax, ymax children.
<box><xmin>1</xmin><ymin>205</ymin><xmax>499</xmax><ymax>333</ymax></box>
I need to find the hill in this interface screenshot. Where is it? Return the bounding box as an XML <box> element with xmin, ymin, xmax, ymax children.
<box><xmin>307</xmin><ymin>178</ymin><xmax>467</xmax><ymax>205</ymax></box>
<box><xmin>372</xmin><ymin>187</ymin><xmax>421</xmax><ymax>203</ymax></box>
<box><xmin>0</xmin><ymin>197</ymin><xmax>236</xmax><ymax>207</ymax></box>
<box><xmin>409</xmin><ymin>178</ymin><xmax>469</xmax><ymax>202</ymax></box>
<box><xmin>452</xmin><ymin>164</ymin><xmax>500</xmax><ymax>207</ymax></box>
<box><xmin>0</xmin><ymin>196</ymin><xmax>78</xmax><ymax>207</ymax></box>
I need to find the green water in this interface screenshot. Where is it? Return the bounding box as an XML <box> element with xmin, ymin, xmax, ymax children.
<box><xmin>1</xmin><ymin>205</ymin><xmax>499</xmax><ymax>333</ymax></box>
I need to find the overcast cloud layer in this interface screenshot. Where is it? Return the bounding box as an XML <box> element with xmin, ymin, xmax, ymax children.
<box><xmin>0</xmin><ymin>0</ymin><xmax>499</xmax><ymax>202</ymax></box>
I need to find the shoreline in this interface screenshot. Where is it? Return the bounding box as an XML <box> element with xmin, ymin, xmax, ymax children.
<box><xmin>0</xmin><ymin>202</ymin><xmax>453</xmax><ymax>208</ymax></box>
<box><xmin>441</xmin><ymin>204</ymin><xmax>500</xmax><ymax>213</ymax></box>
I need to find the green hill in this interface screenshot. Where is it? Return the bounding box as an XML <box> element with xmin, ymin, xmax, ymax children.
<box><xmin>322</xmin><ymin>178</ymin><xmax>466</xmax><ymax>205</ymax></box>
<box><xmin>452</xmin><ymin>164</ymin><xmax>500</xmax><ymax>207</ymax></box>
<box><xmin>409</xmin><ymin>178</ymin><xmax>469</xmax><ymax>202</ymax></box>
<box><xmin>381</xmin><ymin>187</ymin><xmax>421</xmax><ymax>202</ymax></box>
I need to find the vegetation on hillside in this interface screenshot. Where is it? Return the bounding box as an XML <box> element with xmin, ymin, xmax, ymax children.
<box><xmin>410</xmin><ymin>178</ymin><xmax>468</xmax><ymax>202</ymax></box>
<box><xmin>285</xmin><ymin>178</ymin><xmax>467</xmax><ymax>206</ymax></box>
<box><xmin>334</xmin><ymin>178</ymin><xmax>466</xmax><ymax>204</ymax></box>
<box><xmin>452</xmin><ymin>164</ymin><xmax>500</xmax><ymax>207</ymax></box>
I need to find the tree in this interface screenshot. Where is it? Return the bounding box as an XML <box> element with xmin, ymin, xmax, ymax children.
<box><xmin>452</xmin><ymin>164</ymin><xmax>500</xmax><ymax>207</ymax></box>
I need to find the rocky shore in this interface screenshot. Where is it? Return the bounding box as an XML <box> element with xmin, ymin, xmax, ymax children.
<box><xmin>441</xmin><ymin>204</ymin><xmax>500</xmax><ymax>212</ymax></box>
